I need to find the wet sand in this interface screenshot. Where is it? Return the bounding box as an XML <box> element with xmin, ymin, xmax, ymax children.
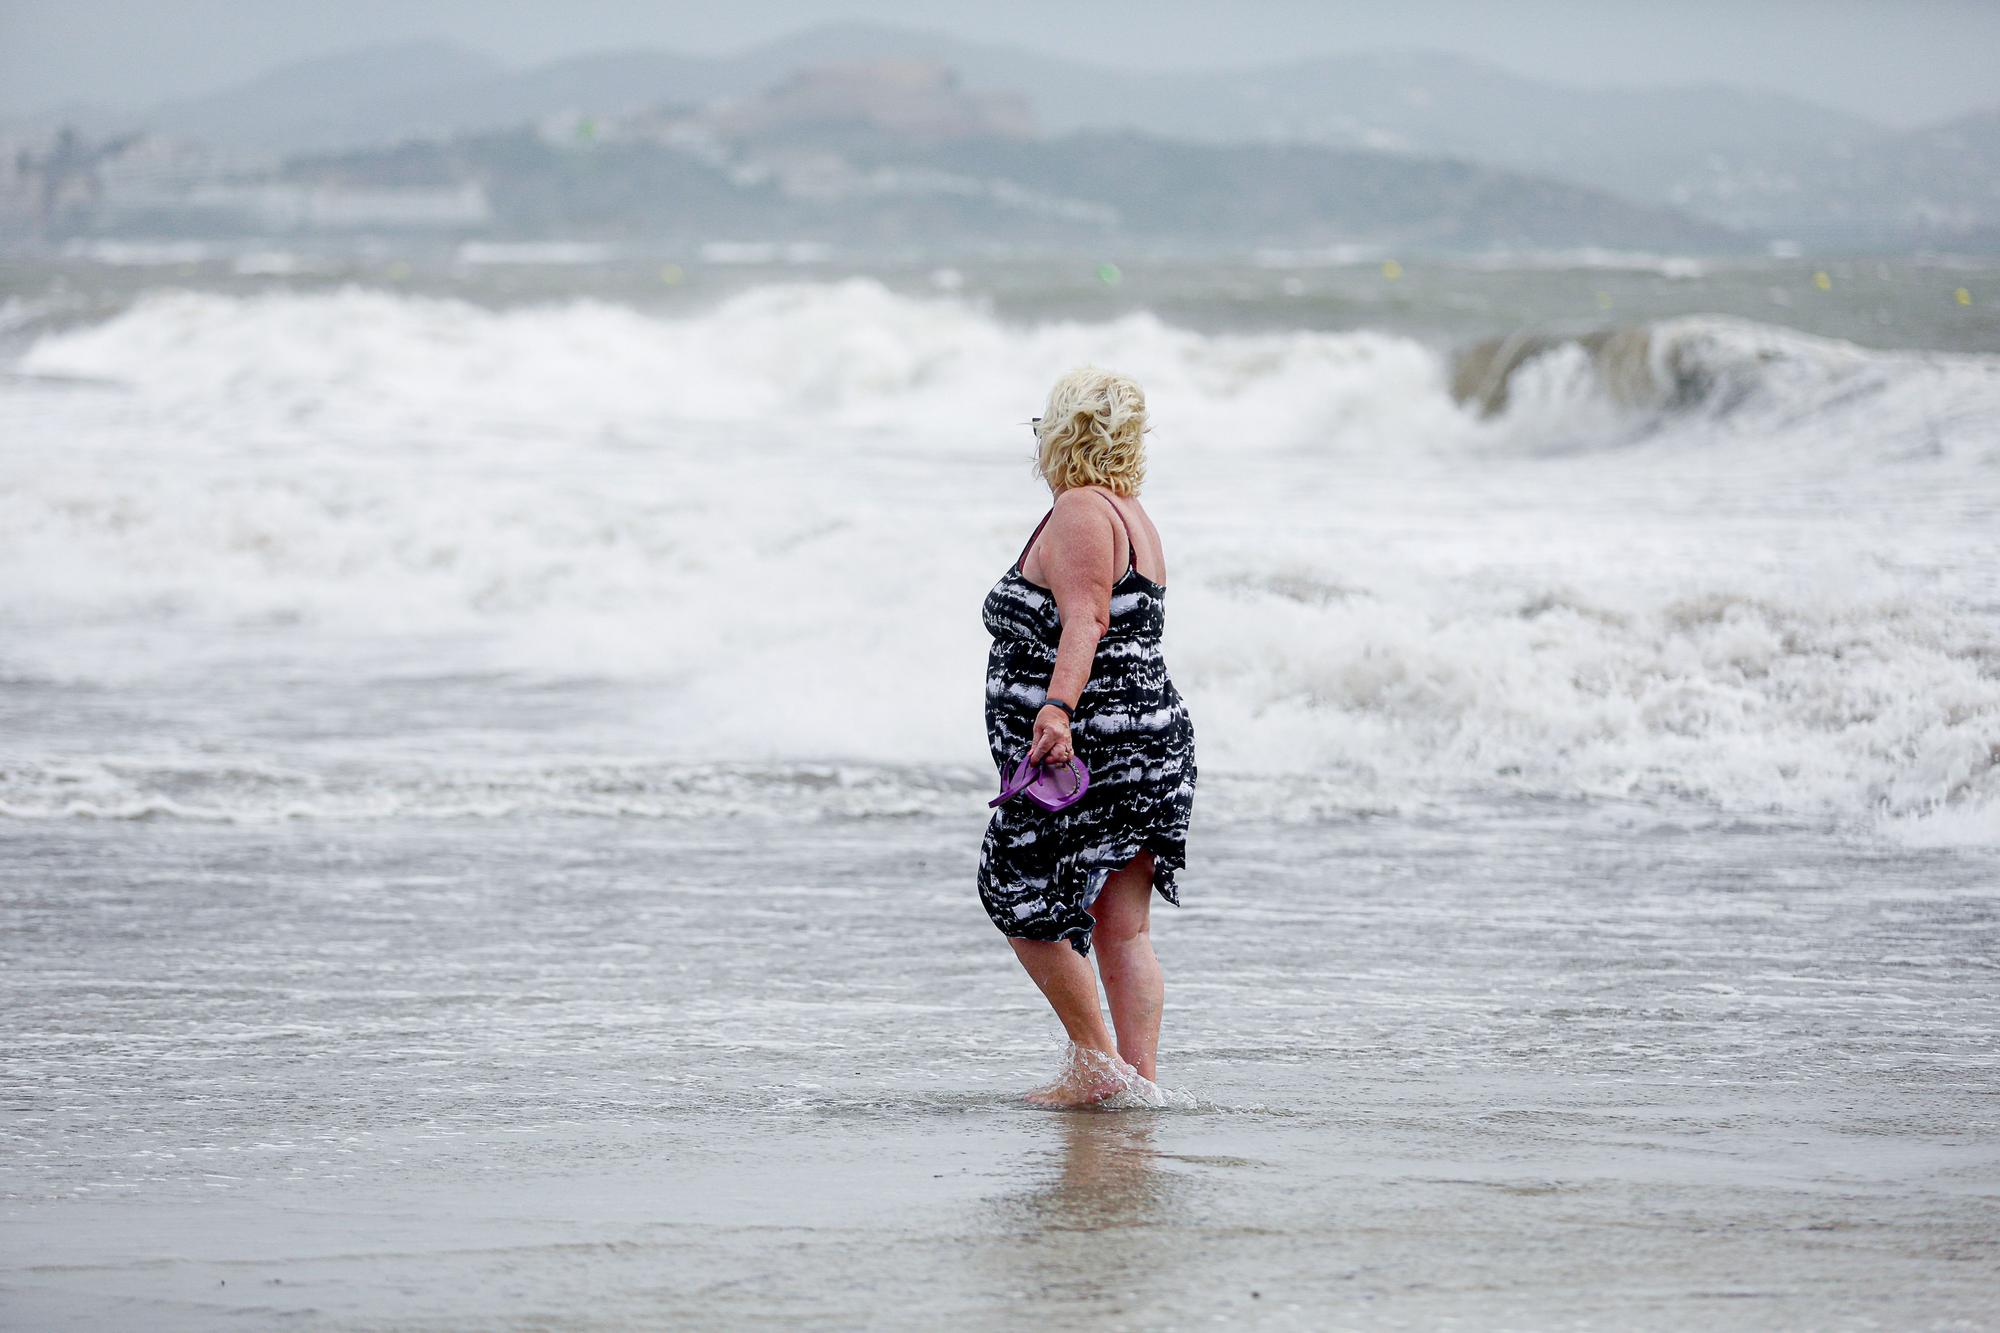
<box><xmin>4</xmin><ymin>812</ymin><xmax>1997</xmax><ymax>1329</ymax></box>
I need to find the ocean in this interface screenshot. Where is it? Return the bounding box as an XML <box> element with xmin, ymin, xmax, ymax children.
<box><xmin>2</xmin><ymin>248</ymin><xmax>1997</xmax><ymax>1328</ymax></box>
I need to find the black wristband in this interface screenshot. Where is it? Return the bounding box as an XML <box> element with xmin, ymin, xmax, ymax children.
<box><xmin>1042</xmin><ymin>696</ymin><xmax>1075</xmax><ymax>720</ymax></box>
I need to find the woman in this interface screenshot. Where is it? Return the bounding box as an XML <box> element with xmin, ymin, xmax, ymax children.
<box><xmin>978</xmin><ymin>365</ymin><xmax>1198</xmax><ymax>1107</ymax></box>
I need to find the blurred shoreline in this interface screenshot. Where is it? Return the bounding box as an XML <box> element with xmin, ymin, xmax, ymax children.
<box><xmin>4</xmin><ymin>248</ymin><xmax>1997</xmax><ymax>357</ymax></box>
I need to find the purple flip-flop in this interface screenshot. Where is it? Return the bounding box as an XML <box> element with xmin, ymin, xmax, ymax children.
<box><xmin>988</xmin><ymin>754</ymin><xmax>1091</xmax><ymax>813</ymax></box>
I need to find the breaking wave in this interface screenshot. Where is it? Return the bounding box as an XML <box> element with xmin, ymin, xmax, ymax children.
<box><xmin>3</xmin><ymin>282</ymin><xmax>1997</xmax><ymax>842</ymax></box>
<box><xmin>1455</xmin><ymin>314</ymin><xmax>2000</xmax><ymax>462</ymax></box>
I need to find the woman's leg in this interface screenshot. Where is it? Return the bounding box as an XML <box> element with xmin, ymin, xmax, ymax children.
<box><xmin>1090</xmin><ymin>852</ymin><xmax>1163</xmax><ymax>1080</ymax></box>
<box><xmin>1008</xmin><ymin>937</ymin><xmax>1119</xmax><ymax>1056</ymax></box>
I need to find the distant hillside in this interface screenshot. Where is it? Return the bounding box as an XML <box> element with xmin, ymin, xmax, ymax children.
<box><xmin>21</xmin><ymin>25</ymin><xmax>2000</xmax><ymax>247</ymax></box>
<box><xmin>737</xmin><ymin>28</ymin><xmax>1884</xmax><ymax>199</ymax></box>
<box><xmin>1665</xmin><ymin>107</ymin><xmax>2000</xmax><ymax>245</ymax></box>
<box><xmin>145</xmin><ymin>40</ymin><xmax>505</xmax><ymax>149</ymax></box>
<box><xmin>273</xmin><ymin>112</ymin><xmax>1739</xmax><ymax>254</ymax></box>
<box><xmin>687</xmin><ymin>26</ymin><xmax>2000</xmax><ymax>245</ymax></box>
<box><xmin>125</xmin><ymin>28</ymin><xmax>1882</xmax><ymax>188</ymax></box>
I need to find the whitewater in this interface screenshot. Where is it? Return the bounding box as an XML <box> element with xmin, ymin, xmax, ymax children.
<box><xmin>1</xmin><ymin>278</ymin><xmax>1996</xmax><ymax>842</ymax></box>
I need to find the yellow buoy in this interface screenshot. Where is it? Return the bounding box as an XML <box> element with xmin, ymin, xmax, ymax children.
<box><xmin>1813</xmin><ymin>270</ymin><xmax>1832</xmax><ymax>291</ymax></box>
<box><xmin>660</xmin><ymin>263</ymin><xmax>686</xmax><ymax>286</ymax></box>
<box><xmin>1956</xmin><ymin>287</ymin><xmax>1973</xmax><ymax>306</ymax></box>
<box><xmin>1381</xmin><ymin>259</ymin><xmax>1403</xmax><ymax>281</ymax></box>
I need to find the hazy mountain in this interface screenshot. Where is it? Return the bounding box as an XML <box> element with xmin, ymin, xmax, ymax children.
<box><xmin>742</xmin><ymin>27</ymin><xmax>1882</xmax><ymax>190</ymax></box>
<box><xmin>1723</xmin><ymin>107</ymin><xmax>2000</xmax><ymax>245</ymax></box>
<box><xmin>145</xmin><ymin>40</ymin><xmax>504</xmax><ymax>150</ymax></box>
<box><xmin>845</xmin><ymin>130</ymin><xmax>1740</xmax><ymax>252</ymax></box>
<box><xmin>26</xmin><ymin>24</ymin><xmax>2000</xmax><ymax>245</ymax></box>
<box><xmin>728</xmin><ymin>27</ymin><xmax>1995</xmax><ymax>243</ymax></box>
<box><xmin>274</xmin><ymin>118</ymin><xmax>1738</xmax><ymax>254</ymax></box>
<box><xmin>119</xmin><ymin>26</ymin><xmax>1885</xmax><ymax>186</ymax></box>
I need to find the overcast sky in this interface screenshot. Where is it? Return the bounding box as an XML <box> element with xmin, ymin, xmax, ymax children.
<box><xmin>3</xmin><ymin>0</ymin><xmax>1997</xmax><ymax>127</ymax></box>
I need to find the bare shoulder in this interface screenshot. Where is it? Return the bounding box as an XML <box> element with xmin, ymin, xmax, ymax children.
<box><xmin>1043</xmin><ymin>488</ymin><xmax>1119</xmax><ymax>544</ymax></box>
<box><xmin>1024</xmin><ymin>489</ymin><xmax>1119</xmax><ymax>590</ymax></box>
<box><xmin>1052</xmin><ymin>484</ymin><xmax>1119</xmax><ymax>512</ymax></box>
<box><xmin>1059</xmin><ymin>486</ymin><xmax>1166</xmax><ymax>584</ymax></box>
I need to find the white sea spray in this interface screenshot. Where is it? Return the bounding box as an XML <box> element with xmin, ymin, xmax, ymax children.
<box><xmin>1</xmin><ymin>282</ymin><xmax>1995</xmax><ymax>840</ymax></box>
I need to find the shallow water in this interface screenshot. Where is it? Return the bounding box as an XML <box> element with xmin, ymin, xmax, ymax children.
<box><xmin>4</xmin><ymin>812</ymin><xmax>1997</xmax><ymax>1329</ymax></box>
<box><xmin>3</xmin><ymin>257</ymin><xmax>1998</xmax><ymax>1325</ymax></box>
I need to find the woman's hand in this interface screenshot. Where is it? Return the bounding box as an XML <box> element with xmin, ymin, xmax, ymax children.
<box><xmin>1028</xmin><ymin>704</ymin><xmax>1074</xmax><ymax>766</ymax></box>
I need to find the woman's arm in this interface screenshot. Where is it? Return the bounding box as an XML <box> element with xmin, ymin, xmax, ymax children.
<box><xmin>1026</xmin><ymin>492</ymin><xmax>1119</xmax><ymax>765</ymax></box>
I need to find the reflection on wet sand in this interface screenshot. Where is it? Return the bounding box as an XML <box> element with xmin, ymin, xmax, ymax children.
<box><xmin>966</xmin><ymin>1111</ymin><xmax>1193</xmax><ymax>1307</ymax></box>
<box><xmin>1024</xmin><ymin>1112</ymin><xmax>1185</xmax><ymax>1233</ymax></box>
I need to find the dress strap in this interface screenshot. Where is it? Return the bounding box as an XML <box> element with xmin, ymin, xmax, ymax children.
<box><xmin>1014</xmin><ymin>507</ymin><xmax>1054</xmax><ymax>570</ymax></box>
<box><xmin>1099</xmin><ymin>495</ymin><xmax>1138</xmax><ymax>571</ymax></box>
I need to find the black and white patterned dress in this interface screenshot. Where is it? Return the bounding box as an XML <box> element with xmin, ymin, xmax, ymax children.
<box><xmin>977</xmin><ymin>497</ymin><xmax>1197</xmax><ymax>955</ymax></box>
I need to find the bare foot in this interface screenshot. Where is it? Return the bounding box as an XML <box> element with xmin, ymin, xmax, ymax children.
<box><xmin>1025</xmin><ymin>1042</ymin><xmax>1138</xmax><ymax>1108</ymax></box>
<box><xmin>1025</xmin><ymin>1073</ymin><xmax>1124</xmax><ymax>1107</ymax></box>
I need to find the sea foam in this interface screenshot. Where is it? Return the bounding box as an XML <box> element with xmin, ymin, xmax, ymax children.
<box><xmin>3</xmin><ymin>282</ymin><xmax>1996</xmax><ymax>841</ymax></box>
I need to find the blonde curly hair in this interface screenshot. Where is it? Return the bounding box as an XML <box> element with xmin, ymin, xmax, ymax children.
<box><xmin>1034</xmin><ymin>366</ymin><xmax>1148</xmax><ymax>496</ymax></box>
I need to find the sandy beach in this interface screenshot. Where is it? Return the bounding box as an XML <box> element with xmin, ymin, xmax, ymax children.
<box><xmin>5</xmin><ymin>812</ymin><xmax>1996</xmax><ymax>1329</ymax></box>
